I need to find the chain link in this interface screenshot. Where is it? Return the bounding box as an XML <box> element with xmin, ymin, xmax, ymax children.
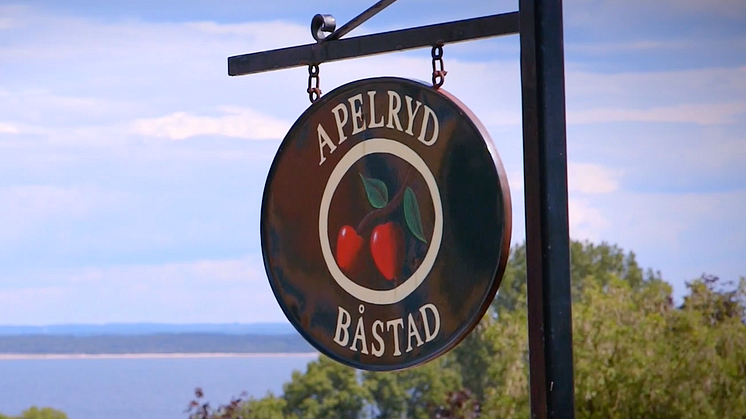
<box><xmin>307</xmin><ymin>64</ymin><xmax>321</xmax><ymax>103</ymax></box>
<box><xmin>431</xmin><ymin>44</ymin><xmax>447</xmax><ymax>89</ymax></box>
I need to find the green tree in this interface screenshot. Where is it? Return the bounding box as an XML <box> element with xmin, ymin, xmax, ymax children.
<box><xmin>239</xmin><ymin>394</ymin><xmax>287</xmax><ymax>419</ymax></box>
<box><xmin>681</xmin><ymin>274</ymin><xmax>746</xmax><ymax>323</ymax></box>
<box><xmin>281</xmin><ymin>356</ymin><xmax>368</xmax><ymax>419</ymax></box>
<box><xmin>490</xmin><ymin>244</ymin><xmax>528</xmax><ymax>313</ymax></box>
<box><xmin>476</xmin><ymin>308</ymin><xmax>530</xmax><ymax>419</ymax></box>
<box><xmin>191</xmin><ymin>241</ymin><xmax>746</xmax><ymax>419</ymax></box>
<box><xmin>573</xmin><ymin>274</ymin><xmax>746</xmax><ymax>419</ymax></box>
<box><xmin>363</xmin><ymin>357</ymin><xmax>462</xmax><ymax>419</ymax></box>
<box><xmin>187</xmin><ymin>357</ymin><xmax>368</xmax><ymax>419</ymax></box>
<box><xmin>492</xmin><ymin>241</ymin><xmax>662</xmax><ymax>314</ymax></box>
<box><xmin>473</xmin><ymin>240</ymin><xmax>661</xmax><ymax>401</ymax></box>
<box><xmin>0</xmin><ymin>407</ymin><xmax>68</xmax><ymax>419</ymax></box>
<box><xmin>457</xmin><ymin>242</ymin><xmax>745</xmax><ymax>419</ymax></box>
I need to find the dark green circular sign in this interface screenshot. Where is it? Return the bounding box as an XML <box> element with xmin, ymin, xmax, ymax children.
<box><xmin>261</xmin><ymin>77</ymin><xmax>511</xmax><ymax>371</ymax></box>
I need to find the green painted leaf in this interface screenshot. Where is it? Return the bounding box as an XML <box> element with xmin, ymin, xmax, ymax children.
<box><xmin>404</xmin><ymin>187</ymin><xmax>427</xmax><ymax>243</ymax></box>
<box><xmin>359</xmin><ymin>173</ymin><xmax>389</xmax><ymax>209</ymax></box>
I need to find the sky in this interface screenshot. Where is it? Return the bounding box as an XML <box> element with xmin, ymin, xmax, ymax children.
<box><xmin>0</xmin><ymin>0</ymin><xmax>744</xmax><ymax>325</ymax></box>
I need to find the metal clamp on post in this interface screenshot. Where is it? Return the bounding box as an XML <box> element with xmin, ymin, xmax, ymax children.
<box><xmin>431</xmin><ymin>44</ymin><xmax>447</xmax><ymax>89</ymax></box>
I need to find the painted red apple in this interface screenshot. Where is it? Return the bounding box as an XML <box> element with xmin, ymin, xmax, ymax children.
<box><xmin>370</xmin><ymin>222</ymin><xmax>405</xmax><ymax>281</ymax></box>
<box><xmin>336</xmin><ymin>225</ymin><xmax>365</xmax><ymax>275</ymax></box>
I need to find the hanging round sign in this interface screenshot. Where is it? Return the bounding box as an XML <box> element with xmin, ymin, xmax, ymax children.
<box><xmin>261</xmin><ymin>77</ymin><xmax>511</xmax><ymax>371</ymax></box>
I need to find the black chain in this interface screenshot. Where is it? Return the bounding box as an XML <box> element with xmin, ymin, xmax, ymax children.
<box><xmin>307</xmin><ymin>64</ymin><xmax>321</xmax><ymax>103</ymax></box>
<box><xmin>431</xmin><ymin>44</ymin><xmax>447</xmax><ymax>89</ymax></box>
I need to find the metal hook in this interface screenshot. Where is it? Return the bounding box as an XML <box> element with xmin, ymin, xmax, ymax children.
<box><xmin>311</xmin><ymin>14</ymin><xmax>336</xmax><ymax>42</ymax></box>
<box><xmin>307</xmin><ymin>64</ymin><xmax>321</xmax><ymax>103</ymax></box>
<box><xmin>431</xmin><ymin>44</ymin><xmax>447</xmax><ymax>89</ymax></box>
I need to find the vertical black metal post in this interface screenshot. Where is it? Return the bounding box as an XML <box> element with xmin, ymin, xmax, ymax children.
<box><xmin>519</xmin><ymin>0</ymin><xmax>575</xmax><ymax>418</ymax></box>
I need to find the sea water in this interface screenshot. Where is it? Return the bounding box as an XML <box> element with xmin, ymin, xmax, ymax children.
<box><xmin>0</xmin><ymin>355</ymin><xmax>317</xmax><ymax>419</ymax></box>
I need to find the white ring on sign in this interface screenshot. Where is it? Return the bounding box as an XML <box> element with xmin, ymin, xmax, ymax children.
<box><xmin>319</xmin><ymin>138</ymin><xmax>443</xmax><ymax>305</ymax></box>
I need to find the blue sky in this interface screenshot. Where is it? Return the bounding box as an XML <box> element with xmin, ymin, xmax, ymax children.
<box><xmin>0</xmin><ymin>0</ymin><xmax>744</xmax><ymax>325</ymax></box>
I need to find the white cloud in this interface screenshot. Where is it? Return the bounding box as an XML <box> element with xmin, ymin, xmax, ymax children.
<box><xmin>0</xmin><ymin>7</ymin><xmax>309</xmax><ymax>62</ymax></box>
<box><xmin>2</xmin><ymin>6</ymin><xmax>741</xmax><ymax>144</ymax></box>
<box><xmin>0</xmin><ymin>1</ymin><xmax>743</xmax><ymax>322</ymax></box>
<box><xmin>419</xmin><ymin>65</ymin><xmax>746</xmax><ymax>128</ymax></box>
<box><xmin>503</xmin><ymin>185</ymin><xmax>746</xmax><ymax>297</ymax></box>
<box><xmin>507</xmin><ymin>170</ymin><xmax>524</xmax><ymax>193</ymax></box>
<box><xmin>568</xmin><ymin>40</ymin><xmax>688</xmax><ymax>53</ymax></box>
<box><xmin>565</xmin><ymin>188</ymin><xmax>746</xmax><ymax>300</ymax></box>
<box><xmin>10</xmin><ymin>90</ymin><xmax>131</xmax><ymax>121</ymax></box>
<box><xmin>587</xmin><ymin>189</ymin><xmax>746</xmax><ymax>291</ymax></box>
<box><xmin>568</xmin><ymin>163</ymin><xmax>621</xmax><ymax>194</ymax></box>
<box><xmin>569</xmin><ymin>199</ymin><xmax>609</xmax><ymax>241</ymax></box>
<box><xmin>185</xmin><ymin>20</ymin><xmax>306</xmax><ymax>38</ymax></box>
<box><xmin>0</xmin><ymin>185</ymin><xmax>124</xmax><ymax>243</ymax></box>
<box><xmin>85</xmin><ymin>256</ymin><xmax>268</xmax><ymax>285</ymax></box>
<box><xmin>604</xmin><ymin>191</ymin><xmax>733</xmax><ymax>246</ymax></box>
<box><xmin>568</xmin><ymin>37</ymin><xmax>746</xmax><ymax>54</ymax></box>
<box><xmin>0</xmin><ymin>14</ymin><xmax>23</xmax><ymax>31</ymax></box>
<box><xmin>508</xmin><ymin>163</ymin><xmax>621</xmax><ymax>195</ymax></box>
<box><xmin>0</xmin><ymin>122</ymin><xmax>18</xmax><ymax>134</ymax></box>
<box><xmin>510</xmin><ymin>162</ymin><xmax>620</xmax><ymax>240</ymax></box>
<box><xmin>0</xmin><ymin>185</ymin><xmax>110</xmax><ymax>217</ymax></box>
<box><xmin>131</xmin><ymin>107</ymin><xmax>290</xmax><ymax>140</ymax></box>
<box><xmin>627</xmin><ymin>0</ymin><xmax>745</xmax><ymax>17</ymax></box>
<box><xmin>0</xmin><ymin>18</ymin><xmax>13</xmax><ymax>30</ymax></box>
<box><xmin>567</xmin><ymin>66</ymin><xmax>746</xmax><ymax>102</ymax></box>
<box><xmin>0</xmin><ymin>255</ymin><xmax>285</xmax><ymax>324</ymax></box>
<box><xmin>566</xmin><ymin>0</ymin><xmax>746</xmax><ymax>29</ymax></box>
<box><xmin>0</xmin><ymin>89</ymin><xmax>144</xmax><ymax>137</ymax></box>
<box><xmin>0</xmin><ymin>287</ymin><xmax>63</xmax><ymax>307</ymax></box>
<box><xmin>569</xmin><ymin>102</ymin><xmax>746</xmax><ymax>125</ymax></box>
<box><xmin>483</xmin><ymin>110</ymin><xmax>521</xmax><ymax>127</ymax></box>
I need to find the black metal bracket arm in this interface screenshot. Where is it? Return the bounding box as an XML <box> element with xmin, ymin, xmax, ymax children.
<box><xmin>313</xmin><ymin>0</ymin><xmax>399</xmax><ymax>42</ymax></box>
<box><xmin>228</xmin><ymin>12</ymin><xmax>519</xmax><ymax>76</ymax></box>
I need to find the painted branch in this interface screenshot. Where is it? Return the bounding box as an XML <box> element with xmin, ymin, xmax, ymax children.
<box><xmin>357</xmin><ymin>168</ymin><xmax>414</xmax><ymax>233</ymax></box>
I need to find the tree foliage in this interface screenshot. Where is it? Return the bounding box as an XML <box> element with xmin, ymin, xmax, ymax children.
<box><xmin>362</xmin><ymin>357</ymin><xmax>463</xmax><ymax>419</ymax></box>
<box><xmin>189</xmin><ymin>241</ymin><xmax>746</xmax><ymax>419</ymax></box>
<box><xmin>281</xmin><ymin>356</ymin><xmax>368</xmax><ymax>419</ymax></box>
<box><xmin>0</xmin><ymin>407</ymin><xmax>68</xmax><ymax>419</ymax></box>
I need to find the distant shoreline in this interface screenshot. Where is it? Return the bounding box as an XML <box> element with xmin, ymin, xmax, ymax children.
<box><xmin>0</xmin><ymin>352</ymin><xmax>319</xmax><ymax>360</ymax></box>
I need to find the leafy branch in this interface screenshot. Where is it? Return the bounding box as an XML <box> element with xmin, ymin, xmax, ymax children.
<box><xmin>356</xmin><ymin>169</ymin><xmax>415</xmax><ymax>234</ymax></box>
